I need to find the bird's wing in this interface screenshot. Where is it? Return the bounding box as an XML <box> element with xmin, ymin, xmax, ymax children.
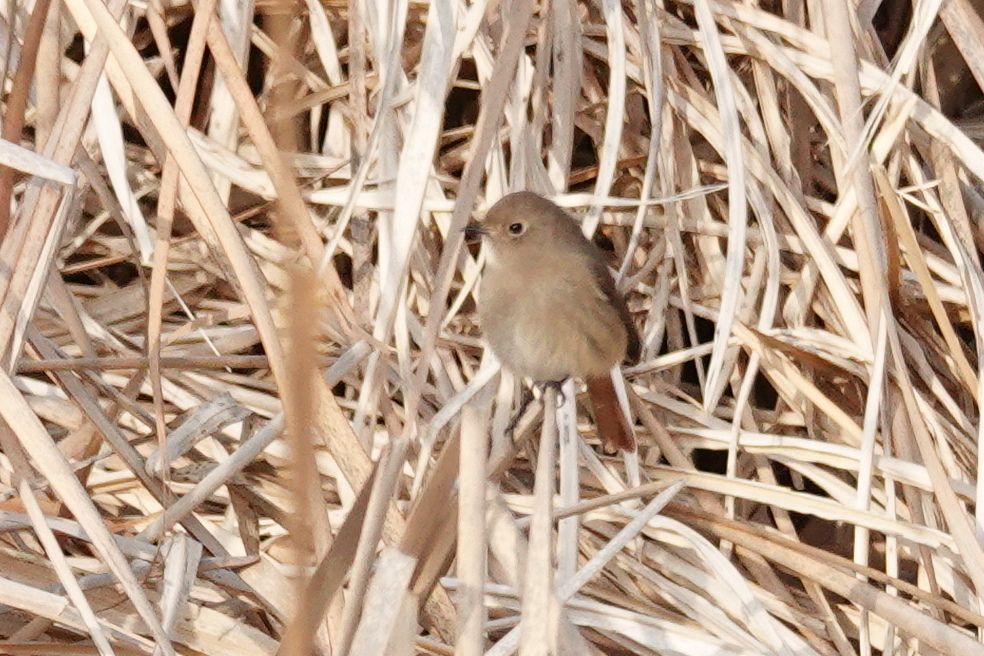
<box><xmin>587</xmin><ymin>255</ymin><xmax>642</xmax><ymax>364</ymax></box>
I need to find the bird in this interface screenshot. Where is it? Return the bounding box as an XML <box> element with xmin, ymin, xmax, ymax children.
<box><xmin>465</xmin><ymin>191</ymin><xmax>641</xmax><ymax>452</ymax></box>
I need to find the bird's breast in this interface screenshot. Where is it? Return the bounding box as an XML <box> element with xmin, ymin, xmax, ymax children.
<box><xmin>478</xmin><ymin>259</ymin><xmax>628</xmax><ymax>381</ymax></box>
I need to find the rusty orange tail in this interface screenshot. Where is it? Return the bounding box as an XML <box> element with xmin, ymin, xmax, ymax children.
<box><xmin>585</xmin><ymin>375</ymin><xmax>635</xmax><ymax>453</ymax></box>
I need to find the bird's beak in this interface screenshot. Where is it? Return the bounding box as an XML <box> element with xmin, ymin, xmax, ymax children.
<box><xmin>463</xmin><ymin>220</ymin><xmax>488</xmax><ymax>242</ymax></box>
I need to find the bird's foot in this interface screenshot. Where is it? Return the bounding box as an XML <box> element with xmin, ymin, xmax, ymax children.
<box><xmin>538</xmin><ymin>378</ymin><xmax>569</xmax><ymax>406</ymax></box>
<box><xmin>505</xmin><ymin>386</ymin><xmax>535</xmax><ymax>438</ymax></box>
<box><xmin>504</xmin><ymin>379</ymin><xmax>571</xmax><ymax>439</ymax></box>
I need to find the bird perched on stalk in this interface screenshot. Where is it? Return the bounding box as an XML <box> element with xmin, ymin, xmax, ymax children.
<box><xmin>465</xmin><ymin>191</ymin><xmax>640</xmax><ymax>452</ymax></box>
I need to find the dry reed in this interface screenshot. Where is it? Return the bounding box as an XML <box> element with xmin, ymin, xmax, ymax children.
<box><xmin>1</xmin><ymin>0</ymin><xmax>983</xmax><ymax>654</ymax></box>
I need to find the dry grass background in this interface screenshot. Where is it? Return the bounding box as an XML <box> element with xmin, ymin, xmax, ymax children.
<box><xmin>1</xmin><ymin>0</ymin><xmax>984</xmax><ymax>654</ymax></box>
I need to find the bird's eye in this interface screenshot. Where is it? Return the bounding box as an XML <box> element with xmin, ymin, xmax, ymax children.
<box><xmin>508</xmin><ymin>222</ymin><xmax>525</xmax><ymax>235</ymax></box>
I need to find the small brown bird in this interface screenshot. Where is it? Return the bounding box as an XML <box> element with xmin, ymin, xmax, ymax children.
<box><xmin>466</xmin><ymin>191</ymin><xmax>641</xmax><ymax>452</ymax></box>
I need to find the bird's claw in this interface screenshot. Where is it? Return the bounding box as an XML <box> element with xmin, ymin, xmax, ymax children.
<box><xmin>539</xmin><ymin>378</ymin><xmax>568</xmax><ymax>406</ymax></box>
<box><xmin>505</xmin><ymin>387</ymin><xmax>535</xmax><ymax>438</ymax></box>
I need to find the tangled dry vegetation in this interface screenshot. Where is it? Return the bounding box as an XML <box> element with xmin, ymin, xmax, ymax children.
<box><xmin>2</xmin><ymin>0</ymin><xmax>984</xmax><ymax>654</ymax></box>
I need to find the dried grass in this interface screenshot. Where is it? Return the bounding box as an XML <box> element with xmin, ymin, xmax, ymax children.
<box><xmin>1</xmin><ymin>0</ymin><xmax>984</xmax><ymax>654</ymax></box>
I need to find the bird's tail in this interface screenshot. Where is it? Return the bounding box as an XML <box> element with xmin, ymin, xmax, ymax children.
<box><xmin>585</xmin><ymin>374</ymin><xmax>635</xmax><ymax>453</ymax></box>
